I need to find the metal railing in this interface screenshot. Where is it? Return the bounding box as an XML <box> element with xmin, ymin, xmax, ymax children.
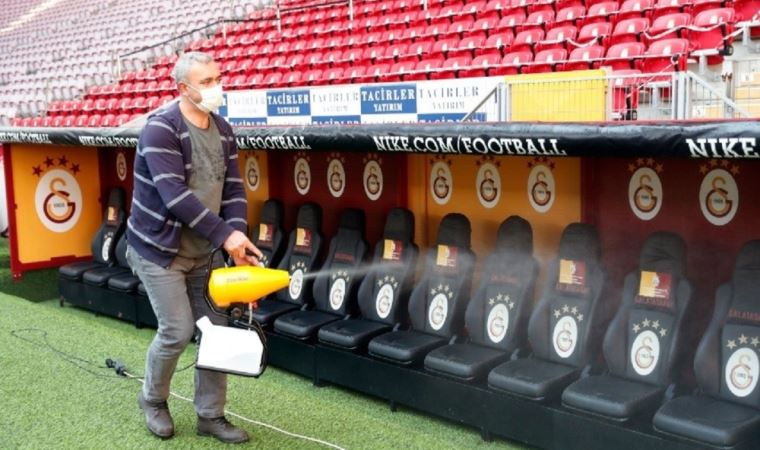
<box><xmin>462</xmin><ymin>69</ymin><xmax>755</xmax><ymax>123</ymax></box>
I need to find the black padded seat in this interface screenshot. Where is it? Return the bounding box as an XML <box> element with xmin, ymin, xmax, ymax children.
<box><xmin>368</xmin><ymin>330</ymin><xmax>447</xmax><ymax>364</ymax></box>
<box><xmin>274</xmin><ymin>208</ymin><xmax>368</xmax><ymax>340</ymax></box>
<box><xmin>318</xmin><ymin>319</ymin><xmax>392</xmax><ymax>350</ymax></box>
<box><xmin>249</xmin><ymin>202</ymin><xmax>323</xmax><ymax>326</ymax></box>
<box><xmin>318</xmin><ymin>208</ymin><xmax>418</xmax><ymax>351</ymax></box>
<box><xmin>368</xmin><ymin>213</ymin><xmax>475</xmax><ymax>366</ymax></box>
<box><xmin>424</xmin><ymin>216</ymin><xmax>538</xmax><ymax>382</ymax></box>
<box><xmin>82</xmin><ymin>266</ymin><xmax>131</xmax><ymax>287</ymax></box>
<box><xmin>273</xmin><ymin>310</ymin><xmax>343</xmax><ymax>339</ymax></box>
<box><xmin>488</xmin><ymin>358</ymin><xmax>580</xmax><ymax>399</ymax></box>
<box><xmin>562</xmin><ymin>232</ymin><xmax>693</xmax><ymax>420</ymax></box>
<box><xmin>59</xmin><ymin>262</ymin><xmax>105</xmax><ymax>280</ymax></box>
<box><xmin>84</xmin><ymin>234</ymin><xmax>132</xmax><ymax>287</ymax></box>
<box><xmin>250</xmin><ymin>300</ymin><xmax>299</xmax><ymax>324</ymax></box>
<box><xmin>487</xmin><ymin>223</ymin><xmax>608</xmax><ymax>401</ymax></box>
<box><xmin>653</xmin><ymin>240</ymin><xmax>760</xmax><ymax>447</ymax></box>
<box><xmin>653</xmin><ymin>395</ymin><xmax>760</xmax><ymax>447</ymax></box>
<box><xmin>425</xmin><ymin>343</ymin><xmax>507</xmax><ymax>380</ymax></box>
<box><xmin>250</xmin><ymin>198</ymin><xmax>286</xmax><ymax>268</ymax></box>
<box><xmin>561</xmin><ymin>375</ymin><xmax>665</xmax><ymax>419</ymax></box>
<box><xmin>108</xmin><ymin>273</ymin><xmax>141</xmax><ymax>292</ymax></box>
<box><xmin>58</xmin><ymin>188</ymin><xmax>126</xmax><ymax>281</ymax></box>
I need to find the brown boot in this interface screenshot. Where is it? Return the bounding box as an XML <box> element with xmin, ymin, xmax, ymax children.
<box><xmin>197</xmin><ymin>416</ymin><xmax>250</xmax><ymax>443</ymax></box>
<box><xmin>137</xmin><ymin>391</ymin><xmax>174</xmax><ymax>438</ymax></box>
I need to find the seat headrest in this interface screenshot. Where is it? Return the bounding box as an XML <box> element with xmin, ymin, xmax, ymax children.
<box><xmin>383</xmin><ymin>208</ymin><xmax>415</xmax><ymax>243</ymax></box>
<box><xmin>496</xmin><ymin>215</ymin><xmax>533</xmax><ymax>255</ymax></box>
<box><xmin>639</xmin><ymin>231</ymin><xmax>687</xmax><ymax>276</ymax></box>
<box><xmin>731</xmin><ymin>241</ymin><xmax>760</xmax><ymax>317</ymax></box>
<box><xmin>735</xmin><ymin>240</ymin><xmax>760</xmax><ymax>273</ymax></box>
<box><xmin>435</xmin><ymin>213</ymin><xmax>471</xmax><ymax>249</ymax></box>
<box><xmin>107</xmin><ymin>188</ymin><xmax>125</xmax><ymax>209</ymax></box>
<box><xmin>338</xmin><ymin>208</ymin><xmax>366</xmax><ymax>233</ymax></box>
<box><xmin>296</xmin><ymin>202</ymin><xmax>322</xmax><ymax>231</ymax></box>
<box><xmin>558</xmin><ymin>223</ymin><xmax>600</xmax><ymax>263</ymax></box>
<box><xmin>260</xmin><ymin>199</ymin><xmax>283</xmax><ymax>226</ymax></box>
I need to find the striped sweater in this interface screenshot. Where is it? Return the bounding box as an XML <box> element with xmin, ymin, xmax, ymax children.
<box><xmin>126</xmin><ymin>102</ymin><xmax>247</xmax><ymax>267</ymax></box>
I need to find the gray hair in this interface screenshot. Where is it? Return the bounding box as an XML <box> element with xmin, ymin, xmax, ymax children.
<box><xmin>171</xmin><ymin>51</ymin><xmax>214</xmax><ymax>83</ymax></box>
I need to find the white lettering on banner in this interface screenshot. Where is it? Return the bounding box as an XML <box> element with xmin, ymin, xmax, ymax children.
<box><xmin>417</xmin><ymin>85</ymin><xmax>480</xmax><ymax>100</ymax></box>
<box><xmin>685</xmin><ymin>138</ymin><xmax>759</xmax><ymax>159</ymax></box>
<box><xmin>78</xmin><ymin>135</ymin><xmax>139</xmax><ymax>147</ymax></box>
<box><xmin>360</xmin><ymin>88</ymin><xmax>416</xmax><ymax>102</ymax></box>
<box><xmin>371</xmin><ymin>135</ymin><xmax>568</xmax><ymax>155</ymax></box>
<box><xmin>236</xmin><ymin>136</ymin><xmax>312</xmax><ymax>151</ymax></box>
<box><xmin>268</xmin><ymin>93</ymin><xmax>310</xmax><ymax>105</ymax></box>
<box><xmin>0</xmin><ymin>131</ymin><xmax>53</xmax><ymax>144</ymax></box>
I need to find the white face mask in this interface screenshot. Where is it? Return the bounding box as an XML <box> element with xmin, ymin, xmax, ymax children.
<box><xmin>185</xmin><ymin>83</ymin><xmax>224</xmax><ymax>113</ymax></box>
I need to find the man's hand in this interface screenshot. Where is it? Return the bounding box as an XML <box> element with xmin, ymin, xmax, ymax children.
<box><xmin>223</xmin><ymin>230</ymin><xmax>263</xmax><ymax>267</ymax></box>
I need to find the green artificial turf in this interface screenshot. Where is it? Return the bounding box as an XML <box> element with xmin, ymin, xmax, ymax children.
<box><xmin>0</xmin><ymin>238</ymin><xmax>526</xmax><ymax>449</ymax></box>
<box><xmin>0</xmin><ymin>239</ymin><xmax>59</xmax><ymax>302</ymax></box>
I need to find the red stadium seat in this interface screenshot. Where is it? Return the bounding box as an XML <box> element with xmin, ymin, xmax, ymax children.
<box><xmin>42</xmin><ymin>117</ymin><xmax>53</xmax><ymax>127</ymax></box>
<box><xmin>691</xmin><ymin>0</ymin><xmax>725</xmax><ymax>16</ymax></box>
<box><xmin>263</xmin><ymin>72</ymin><xmax>283</xmax><ymax>88</ymax></box>
<box><xmin>524</xmin><ymin>48</ymin><xmax>568</xmax><ymax>73</ymax></box>
<box><xmin>398</xmin><ymin>39</ymin><xmax>435</xmax><ymax>63</ymax></box>
<box><xmin>491</xmin><ymin>51</ymin><xmax>534</xmax><ymax>75</ymax></box>
<box><xmin>63</xmin><ymin>115</ymin><xmax>77</xmax><ymax>127</ymax></box>
<box><xmin>51</xmin><ymin>116</ymin><xmax>64</xmax><ymax>127</ymax></box>
<box><xmin>244</xmin><ymin>73</ymin><xmax>265</xmax><ymax>90</ymax></box>
<box><xmin>323</xmin><ymin>67</ymin><xmax>345</xmax><ymax>84</ymax></box>
<box><xmin>617</xmin><ymin>0</ymin><xmax>656</xmax><ymax>21</ymax></box>
<box><xmin>553</xmin><ymin>6</ymin><xmax>586</xmax><ymax>28</ymax></box>
<box><xmin>379</xmin><ymin>61</ymin><xmax>418</xmax><ymax>82</ymax></box>
<box><xmin>87</xmin><ymin>115</ymin><xmax>103</xmax><ymax>127</ymax></box>
<box><xmin>81</xmin><ymin>99</ymin><xmax>95</xmax><ymax>113</ymax></box>
<box><xmin>510</xmin><ymin>29</ymin><xmax>545</xmax><ymax>53</ymax></box>
<box><xmin>637</xmin><ymin>38</ymin><xmax>690</xmax><ymax>73</ymax></box>
<box><xmin>450</xmin><ymin>35</ymin><xmax>486</xmax><ymax>58</ymax></box>
<box><xmin>496</xmin><ymin>12</ymin><xmax>527</xmax><ymax>34</ymax></box>
<box><xmin>478</xmin><ymin>32</ymin><xmax>514</xmax><ymax>57</ymax></box>
<box><xmin>338</xmin><ymin>66</ymin><xmax>368</xmax><ymax>84</ymax></box>
<box><xmin>405</xmin><ymin>58</ymin><xmax>443</xmax><ymax>81</ymax></box>
<box><xmin>279</xmin><ymin>71</ymin><xmax>303</xmax><ymax>88</ymax></box>
<box><xmin>461</xmin><ymin>53</ymin><xmax>503</xmax><ymax>78</ymax></box>
<box><xmin>536</xmin><ymin>25</ymin><xmax>578</xmax><ymax>52</ymax></box>
<box><xmin>689</xmin><ymin>8</ymin><xmax>736</xmax><ymax>58</ymax></box>
<box><xmin>432</xmin><ymin>37</ymin><xmax>460</xmax><ymax>55</ymax></box>
<box><xmin>562</xmin><ymin>45</ymin><xmax>606</xmax><ymax>71</ymax></box>
<box><xmin>611</xmin><ymin>69</ymin><xmax>642</xmax><ymax>119</ymax></box>
<box><xmin>582</xmin><ymin>2</ymin><xmax>620</xmax><ymax>27</ymax></box>
<box><xmin>473</xmin><ymin>17</ymin><xmax>499</xmax><ymax>34</ymax></box>
<box><xmin>105</xmin><ymin>98</ymin><xmax>120</xmax><ymax>113</ymax></box>
<box><xmin>377</xmin><ymin>43</ymin><xmax>410</xmax><ymax>63</ymax></box>
<box><xmin>447</xmin><ymin>17</ymin><xmax>476</xmax><ymax>37</ymax></box>
<box><xmin>651</xmin><ymin>0</ymin><xmax>691</xmax><ymax>20</ymax></box>
<box><xmin>114</xmin><ymin>114</ymin><xmax>131</xmax><ymax>126</ymax></box>
<box><xmin>518</xmin><ymin>10</ymin><xmax>555</xmax><ymax>33</ymax></box>
<box><xmin>576</xmin><ymin>22</ymin><xmax>613</xmax><ymax>46</ymax></box>
<box><xmin>47</xmin><ymin>100</ymin><xmax>63</xmax><ymax>116</ymax></box>
<box><xmin>431</xmin><ymin>56</ymin><xmax>473</xmax><ymax>79</ymax></box>
<box><xmin>603</xmin><ymin>42</ymin><xmax>647</xmax><ymax>70</ymax></box>
<box><xmin>647</xmin><ymin>13</ymin><xmax>691</xmax><ymax>41</ymax></box>
<box><xmin>610</xmin><ymin>17</ymin><xmax>651</xmax><ymax>45</ymax></box>
<box><xmin>302</xmin><ymin>69</ymin><xmax>324</xmax><ymax>86</ymax></box>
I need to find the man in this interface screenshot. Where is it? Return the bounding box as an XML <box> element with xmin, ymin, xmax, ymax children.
<box><xmin>125</xmin><ymin>51</ymin><xmax>261</xmax><ymax>444</ymax></box>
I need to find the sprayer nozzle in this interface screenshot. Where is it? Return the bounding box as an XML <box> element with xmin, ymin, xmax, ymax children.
<box><xmin>208</xmin><ymin>266</ymin><xmax>291</xmax><ymax>308</ymax></box>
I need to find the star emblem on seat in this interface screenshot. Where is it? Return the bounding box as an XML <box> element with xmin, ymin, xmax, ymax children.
<box><xmin>489</xmin><ymin>298</ymin><xmax>495</xmax><ymax>306</ymax></box>
<box><xmin>497</xmin><ymin>293</ymin><xmax>503</xmax><ymax>301</ymax></box>
<box><xmin>562</xmin><ymin>304</ymin><xmax>569</xmax><ymax>313</ymax></box>
<box><xmin>642</xmin><ymin>318</ymin><xmax>650</xmax><ymax>327</ymax></box>
<box><xmin>659</xmin><ymin>328</ymin><xmax>667</xmax><ymax>337</ymax></box>
<box><xmin>652</xmin><ymin>320</ymin><xmax>659</xmax><ymax>329</ymax></box>
<box><xmin>727</xmin><ymin>340</ymin><xmax>737</xmax><ymax>350</ymax></box>
<box><xmin>577</xmin><ymin>313</ymin><xmax>583</xmax><ymax>322</ymax></box>
<box><xmin>752</xmin><ymin>337</ymin><xmax>759</xmax><ymax>347</ymax></box>
<box><xmin>739</xmin><ymin>334</ymin><xmax>749</xmax><ymax>345</ymax></box>
<box><xmin>508</xmin><ymin>301</ymin><xmax>515</xmax><ymax>310</ymax></box>
<box><xmin>554</xmin><ymin>309</ymin><xmax>561</xmax><ymax>318</ymax></box>
<box><xmin>571</xmin><ymin>306</ymin><xmax>577</xmax><ymax>314</ymax></box>
<box><xmin>633</xmin><ymin>324</ymin><xmax>640</xmax><ymax>333</ymax></box>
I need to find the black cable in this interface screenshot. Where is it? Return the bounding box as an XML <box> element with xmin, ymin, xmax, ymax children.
<box><xmin>10</xmin><ymin>327</ymin><xmax>196</xmax><ymax>378</ymax></box>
